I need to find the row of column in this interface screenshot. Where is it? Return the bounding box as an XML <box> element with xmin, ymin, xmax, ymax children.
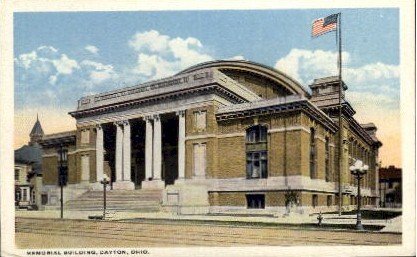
<box><xmin>95</xmin><ymin>111</ymin><xmax>186</xmax><ymax>186</ymax></box>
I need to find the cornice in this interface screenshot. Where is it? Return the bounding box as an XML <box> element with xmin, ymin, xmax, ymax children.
<box><xmin>216</xmin><ymin>97</ymin><xmax>338</xmax><ymax>133</ymax></box>
<box><xmin>69</xmin><ymin>85</ymin><xmax>246</xmax><ymax>119</ymax></box>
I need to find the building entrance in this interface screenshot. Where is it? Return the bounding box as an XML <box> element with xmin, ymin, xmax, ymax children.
<box><xmin>131</xmin><ymin>119</ymin><xmax>145</xmax><ymax>188</ymax></box>
<box><xmin>161</xmin><ymin>113</ymin><xmax>178</xmax><ymax>185</ymax></box>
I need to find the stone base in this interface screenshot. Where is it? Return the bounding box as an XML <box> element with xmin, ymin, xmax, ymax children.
<box><xmin>162</xmin><ymin>184</ymin><xmax>209</xmax><ymax>215</ymax></box>
<box><xmin>173</xmin><ymin>178</ymin><xmax>186</xmax><ymax>185</ymax></box>
<box><xmin>89</xmin><ymin>182</ymin><xmax>110</xmax><ymax>191</ymax></box>
<box><xmin>141</xmin><ymin>180</ymin><xmax>165</xmax><ymax>189</ymax></box>
<box><xmin>112</xmin><ymin>181</ymin><xmax>135</xmax><ymax>190</ymax></box>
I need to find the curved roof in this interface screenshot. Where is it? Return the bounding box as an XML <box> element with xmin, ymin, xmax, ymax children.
<box><xmin>177</xmin><ymin>60</ymin><xmax>309</xmax><ymax>97</ymax></box>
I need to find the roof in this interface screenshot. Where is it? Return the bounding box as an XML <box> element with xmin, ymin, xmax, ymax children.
<box><xmin>14</xmin><ymin>144</ymin><xmax>42</xmax><ymax>174</ymax></box>
<box><xmin>379</xmin><ymin>166</ymin><xmax>402</xmax><ymax>181</ymax></box>
<box><xmin>177</xmin><ymin>59</ymin><xmax>310</xmax><ymax>96</ymax></box>
<box><xmin>30</xmin><ymin>115</ymin><xmax>44</xmax><ymax>136</ymax></box>
<box><xmin>40</xmin><ymin>130</ymin><xmax>77</xmax><ymax>147</ymax></box>
<box><xmin>42</xmin><ymin>130</ymin><xmax>77</xmax><ymax>140</ymax></box>
<box><xmin>361</xmin><ymin>123</ymin><xmax>377</xmax><ymax>130</ymax></box>
<box><xmin>310</xmin><ymin>76</ymin><xmax>348</xmax><ymax>90</ymax></box>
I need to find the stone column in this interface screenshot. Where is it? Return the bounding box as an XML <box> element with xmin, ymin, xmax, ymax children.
<box><xmin>177</xmin><ymin>110</ymin><xmax>186</xmax><ymax>180</ymax></box>
<box><xmin>153</xmin><ymin>114</ymin><xmax>162</xmax><ymax>180</ymax></box>
<box><xmin>122</xmin><ymin>120</ymin><xmax>131</xmax><ymax>182</ymax></box>
<box><xmin>113</xmin><ymin>120</ymin><xmax>135</xmax><ymax>190</ymax></box>
<box><xmin>115</xmin><ymin>122</ymin><xmax>123</xmax><ymax>182</ymax></box>
<box><xmin>142</xmin><ymin>114</ymin><xmax>165</xmax><ymax>189</ymax></box>
<box><xmin>95</xmin><ymin>124</ymin><xmax>104</xmax><ymax>182</ymax></box>
<box><xmin>145</xmin><ymin>116</ymin><xmax>153</xmax><ymax>180</ymax></box>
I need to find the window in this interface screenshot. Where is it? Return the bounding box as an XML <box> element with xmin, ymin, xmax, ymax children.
<box><xmin>246</xmin><ymin>194</ymin><xmax>265</xmax><ymax>209</ymax></box>
<box><xmin>22</xmin><ymin>188</ymin><xmax>28</xmax><ymax>201</ymax></box>
<box><xmin>310</xmin><ymin>128</ymin><xmax>316</xmax><ymax>179</ymax></box>
<box><xmin>81</xmin><ymin>129</ymin><xmax>90</xmax><ymax>144</ymax></box>
<box><xmin>31</xmin><ymin>190</ymin><xmax>36</xmax><ymax>204</ymax></box>
<box><xmin>246</xmin><ymin>152</ymin><xmax>268</xmax><ymax>179</ymax></box>
<box><xmin>194</xmin><ymin>111</ymin><xmax>207</xmax><ymax>131</ymax></box>
<box><xmin>388</xmin><ymin>182</ymin><xmax>393</xmax><ymax>189</ymax></box>
<box><xmin>327</xmin><ymin>195</ymin><xmax>332</xmax><ymax>207</ymax></box>
<box><xmin>312</xmin><ymin>194</ymin><xmax>318</xmax><ymax>208</ymax></box>
<box><xmin>246</xmin><ymin>125</ymin><xmax>267</xmax><ymax>143</ymax></box>
<box><xmin>325</xmin><ymin>137</ymin><xmax>330</xmax><ymax>181</ymax></box>
<box><xmin>41</xmin><ymin>194</ymin><xmax>48</xmax><ymax>205</ymax></box>
<box><xmin>193</xmin><ymin>143</ymin><xmax>206</xmax><ymax>177</ymax></box>
<box><xmin>15</xmin><ymin>169</ymin><xmax>20</xmax><ymax>181</ymax></box>
<box><xmin>15</xmin><ymin>190</ymin><xmax>21</xmax><ymax>202</ymax></box>
<box><xmin>246</xmin><ymin>125</ymin><xmax>268</xmax><ymax>179</ymax></box>
<box><xmin>58</xmin><ymin>149</ymin><xmax>68</xmax><ymax>163</ymax></box>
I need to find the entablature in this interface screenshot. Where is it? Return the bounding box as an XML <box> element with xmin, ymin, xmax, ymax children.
<box><xmin>70</xmin><ymin>68</ymin><xmax>261</xmax><ymax>120</ymax></box>
<box><xmin>216</xmin><ymin>96</ymin><xmax>337</xmax><ymax>133</ymax></box>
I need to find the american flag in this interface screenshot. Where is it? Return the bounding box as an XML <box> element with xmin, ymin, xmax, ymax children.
<box><xmin>312</xmin><ymin>14</ymin><xmax>338</xmax><ymax>37</ymax></box>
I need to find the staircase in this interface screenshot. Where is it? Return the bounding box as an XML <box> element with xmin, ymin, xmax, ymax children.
<box><xmin>65</xmin><ymin>189</ymin><xmax>162</xmax><ymax>212</ymax></box>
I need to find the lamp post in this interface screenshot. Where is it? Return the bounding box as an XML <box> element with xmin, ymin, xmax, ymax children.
<box><xmin>100</xmin><ymin>174</ymin><xmax>110</xmax><ymax>219</ymax></box>
<box><xmin>349</xmin><ymin>159</ymin><xmax>369</xmax><ymax>230</ymax></box>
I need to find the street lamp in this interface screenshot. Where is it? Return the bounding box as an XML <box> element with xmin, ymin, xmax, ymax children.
<box><xmin>100</xmin><ymin>174</ymin><xmax>110</xmax><ymax>219</ymax></box>
<box><xmin>349</xmin><ymin>159</ymin><xmax>369</xmax><ymax>230</ymax></box>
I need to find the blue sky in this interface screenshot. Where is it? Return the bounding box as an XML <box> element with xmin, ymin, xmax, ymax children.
<box><xmin>14</xmin><ymin>8</ymin><xmax>401</xmax><ymax>166</ymax></box>
<box><xmin>14</xmin><ymin>9</ymin><xmax>399</xmax><ymax>109</ymax></box>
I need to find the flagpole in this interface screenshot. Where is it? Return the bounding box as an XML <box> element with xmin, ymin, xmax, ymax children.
<box><xmin>337</xmin><ymin>12</ymin><xmax>343</xmax><ymax>216</ymax></box>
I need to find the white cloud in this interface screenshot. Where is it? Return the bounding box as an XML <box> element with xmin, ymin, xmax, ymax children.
<box><xmin>344</xmin><ymin>62</ymin><xmax>399</xmax><ymax>84</ymax></box>
<box><xmin>51</xmin><ymin>54</ymin><xmax>79</xmax><ymax>75</ymax></box>
<box><xmin>129</xmin><ymin>30</ymin><xmax>170</xmax><ymax>53</ymax></box>
<box><xmin>129</xmin><ymin>30</ymin><xmax>213</xmax><ymax>80</ymax></box>
<box><xmin>85</xmin><ymin>45</ymin><xmax>99</xmax><ymax>54</ymax></box>
<box><xmin>37</xmin><ymin>45</ymin><xmax>58</xmax><ymax>53</ymax></box>
<box><xmin>15</xmin><ymin>45</ymin><xmax>119</xmax><ymax>108</ymax></box>
<box><xmin>274</xmin><ymin>48</ymin><xmax>350</xmax><ymax>85</ymax></box>
<box><xmin>81</xmin><ymin>60</ymin><xmax>118</xmax><ymax>84</ymax></box>
<box><xmin>16</xmin><ymin>51</ymin><xmax>38</xmax><ymax>69</ymax></box>
<box><xmin>228</xmin><ymin>55</ymin><xmax>246</xmax><ymax>61</ymax></box>
<box><xmin>48</xmin><ymin>75</ymin><xmax>57</xmax><ymax>85</ymax></box>
<box><xmin>274</xmin><ymin>48</ymin><xmax>399</xmax><ymax>91</ymax></box>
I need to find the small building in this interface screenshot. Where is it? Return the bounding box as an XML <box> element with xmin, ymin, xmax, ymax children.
<box><xmin>14</xmin><ymin>116</ymin><xmax>44</xmax><ymax>209</ymax></box>
<box><xmin>39</xmin><ymin>60</ymin><xmax>382</xmax><ymax>215</ymax></box>
<box><xmin>379</xmin><ymin>165</ymin><xmax>402</xmax><ymax>208</ymax></box>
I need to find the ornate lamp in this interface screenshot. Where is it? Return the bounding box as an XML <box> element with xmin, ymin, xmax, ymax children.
<box><xmin>100</xmin><ymin>174</ymin><xmax>110</xmax><ymax>219</ymax></box>
<box><xmin>349</xmin><ymin>160</ymin><xmax>369</xmax><ymax>230</ymax></box>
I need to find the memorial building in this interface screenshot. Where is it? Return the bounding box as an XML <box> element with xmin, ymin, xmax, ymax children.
<box><xmin>40</xmin><ymin>60</ymin><xmax>382</xmax><ymax>215</ymax></box>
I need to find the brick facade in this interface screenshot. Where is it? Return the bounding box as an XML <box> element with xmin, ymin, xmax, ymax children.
<box><xmin>39</xmin><ymin>60</ymin><xmax>381</xmax><ymax>214</ymax></box>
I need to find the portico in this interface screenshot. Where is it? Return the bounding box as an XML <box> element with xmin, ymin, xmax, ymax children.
<box><xmin>93</xmin><ymin>111</ymin><xmax>186</xmax><ymax>190</ymax></box>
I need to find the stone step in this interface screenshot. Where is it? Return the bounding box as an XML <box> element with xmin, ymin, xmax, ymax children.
<box><xmin>75</xmin><ymin>196</ymin><xmax>161</xmax><ymax>201</ymax></box>
<box><xmin>66</xmin><ymin>197</ymin><xmax>160</xmax><ymax>202</ymax></box>
<box><xmin>65</xmin><ymin>203</ymin><xmax>159</xmax><ymax>209</ymax></box>
<box><xmin>66</xmin><ymin>200</ymin><xmax>158</xmax><ymax>206</ymax></box>
<box><xmin>64</xmin><ymin>189</ymin><xmax>163</xmax><ymax>211</ymax></box>
<box><xmin>66</xmin><ymin>206</ymin><xmax>159</xmax><ymax>211</ymax></box>
<box><xmin>85</xmin><ymin>189</ymin><xmax>162</xmax><ymax>195</ymax></box>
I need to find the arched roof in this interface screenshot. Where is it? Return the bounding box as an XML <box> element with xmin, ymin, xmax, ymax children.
<box><xmin>177</xmin><ymin>60</ymin><xmax>309</xmax><ymax>97</ymax></box>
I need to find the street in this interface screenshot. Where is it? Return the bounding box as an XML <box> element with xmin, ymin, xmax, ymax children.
<box><xmin>15</xmin><ymin>217</ymin><xmax>401</xmax><ymax>248</ymax></box>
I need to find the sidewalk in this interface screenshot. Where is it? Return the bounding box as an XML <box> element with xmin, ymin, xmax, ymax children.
<box><xmin>15</xmin><ymin>209</ymin><xmax>401</xmax><ymax>233</ymax></box>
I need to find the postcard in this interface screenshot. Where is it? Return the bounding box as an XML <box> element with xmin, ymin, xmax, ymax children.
<box><xmin>1</xmin><ymin>1</ymin><xmax>415</xmax><ymax>256</ymax></box>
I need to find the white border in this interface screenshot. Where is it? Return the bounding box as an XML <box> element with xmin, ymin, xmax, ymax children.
<box><xmin>1</xmin><ymin>1</ymin><xmax>415</xmax><ymax>257</ymax></box>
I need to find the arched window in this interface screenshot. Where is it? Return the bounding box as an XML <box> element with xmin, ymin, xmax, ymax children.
<box><xmin>246</xmin><ymin>125</ymin><xmax>268</xmax><ymax>179</ymax></box>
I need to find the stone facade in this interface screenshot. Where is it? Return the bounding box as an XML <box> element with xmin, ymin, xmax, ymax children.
<box><xmin>40</xmin><ymin>60</ymin><xmax>382</xmax><ymax>215</ymax></box>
